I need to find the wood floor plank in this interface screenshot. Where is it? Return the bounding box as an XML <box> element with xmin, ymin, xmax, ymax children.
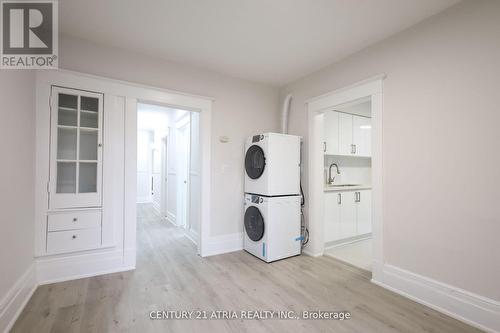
<box><xmin>10</xmin><ymin>203</ymin><xmax>483</xmax><ymax>332</ymax></box>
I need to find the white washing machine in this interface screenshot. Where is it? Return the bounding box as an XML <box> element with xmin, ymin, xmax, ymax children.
<box><xmin>243</xmin><ymin>193</ymin><xmax>301</xmax><ymax>262</ymax></box>
<box><xmin>244</xmin><ymin>133</ymin><xmax>300</xmax><ymax>196</ymax></box>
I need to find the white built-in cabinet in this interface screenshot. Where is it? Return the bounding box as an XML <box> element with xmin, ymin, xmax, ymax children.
<box><xmin>46</xmin><ymin>86</ymin><xmax>104</xmax><ymax>255</ymax></box>
<box><xmin>324</xmin><ymin>189</ymin><xmax>371</xmax><ymax>243</ymax></box>
<box><xmin>323</xmin><ymin>111</ymin><xmax>371</xmax><ymax>157</ymax></box>
<box><xmin>49</xmin><ymin>87</ymin><xmax>103</xmax><ymax>209</ymax></box>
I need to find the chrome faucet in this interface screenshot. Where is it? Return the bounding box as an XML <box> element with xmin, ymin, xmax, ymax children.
<box><xmin>328</xmin><ymin>163</ymin><xmax>340</xmax><ymax>185</ymax></box>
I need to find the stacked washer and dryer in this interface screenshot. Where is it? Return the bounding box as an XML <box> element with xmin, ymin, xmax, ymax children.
<box><xmin>243</xmin><ymin>132</ymin><xmax>302</xmax><ymax>262</ymax></box>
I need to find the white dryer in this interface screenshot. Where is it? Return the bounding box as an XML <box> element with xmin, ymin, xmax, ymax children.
<box><xmin>244</xmin><ymin>133</ymin><xmax>300</xmax><ymax>196</ymax></box>
<box><xmin>243</xmin><ymin>193</ymin><xmax>301</xmax><ymax>262</ymax></box>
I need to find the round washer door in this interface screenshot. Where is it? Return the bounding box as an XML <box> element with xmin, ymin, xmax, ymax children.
<box><xmin>244</xmin><ymin>206</ymin><xmax>265</xmax><ymax>241</ymax></box>
<box><xmin>245</xmin><ymin>145</ymin><xmax>265</xmax><ymax>179</ymax></box>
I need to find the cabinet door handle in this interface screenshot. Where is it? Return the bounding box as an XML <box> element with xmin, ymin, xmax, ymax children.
<box><xmin>350</xmin><ymin>144</ymin><xmax>355</xmax><ymax>154</ymax></box>
<box><xmin>73</xmin><ymin>218</ymin><xmax>77</xmax><ymax>222</ymax></box>
<box><xmin>355</xmin><ymin>192</ymin><xmax>361</xmax><ymax>202</ymax></box>
<box><xmin>323</xmin><ymin>142</ymin><xmax>326</xmax><ymax>152</ymax></box>
<box><xmin>354</xmin><ymin>144</ymin><xmax>357</xmax><ymax>154</ymax></box>
<box><xmin>72</xmin><ymin>235</ymin><xmax>77</xmax><ymax>239</ymax></box>
<box><xmin>338</xmin><ymin>193</ymin><xmax>342</xmax><ymax>205</ymax></box>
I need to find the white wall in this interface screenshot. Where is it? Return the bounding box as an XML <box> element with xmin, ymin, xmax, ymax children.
<box><xmin>324</xmin><ymin>155</ymin><xmax>371</xmax><ymax>186</ymax></box>
<box><xmin>337</xmin><ymin>100</ymin><xmax>371</xmax><ymax>118</ymax></box>
<box><xmin>59</xmin><ymin>35</ymin><xmax>280</xmax><ymax>237</ymax></box>
<box><xmin>282</xmin><ymin>0</ymin><xmax>500</xmax><ymax>301</ymax></box>
<box><xmin>0</xmin><ymin>72</ymin><xmax>36</xmax><ymax>302</ymax></box>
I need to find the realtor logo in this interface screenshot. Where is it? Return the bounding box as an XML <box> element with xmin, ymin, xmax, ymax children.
<box><xmin>1</xmin><ymin>0</ymin><xmax>58</xmax><ymax>69</ymax></box>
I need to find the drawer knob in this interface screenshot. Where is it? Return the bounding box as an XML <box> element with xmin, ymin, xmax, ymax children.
<box><xmin>73</xmin><ymin>218</ymin><xmax>78</xmax><ymax>222</ymax></box>
<box><xmin>72</xmin><ymin>235</ymin><xmax>77</xmax><ymax>239</ymax></box>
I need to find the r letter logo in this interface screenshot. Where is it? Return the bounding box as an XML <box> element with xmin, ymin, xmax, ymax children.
<box><xmin>1</xmin><ymin>0</ymin><xmax>58</xmax><ymax>69</ymax></box>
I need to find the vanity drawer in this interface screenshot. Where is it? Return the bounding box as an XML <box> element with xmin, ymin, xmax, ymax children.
<box><xmin>48</xmin><ymin>210</ymin><xmax>101</xmax><ymax>231</ymax></box>
<box><xmin>47</xmin><ymin>228</ymin><xmax>101</xmax><ymax>254</ymax></box>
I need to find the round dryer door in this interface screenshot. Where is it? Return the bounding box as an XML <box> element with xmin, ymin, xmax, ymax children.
<box><xmin>244</xmin><ymin>206</ymin><xmax>265</xmax><ymax>241</ymax></box>
<box><xmin>245</xmin><ymin>145</ymin><xmax>265</xmax><ymax>179</ymax></box>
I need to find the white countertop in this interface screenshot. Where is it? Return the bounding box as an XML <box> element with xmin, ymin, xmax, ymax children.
<box><xmin>324</xmin><ymin>184</ymin><xmax>372</xmax><ymax>192</ymax></box>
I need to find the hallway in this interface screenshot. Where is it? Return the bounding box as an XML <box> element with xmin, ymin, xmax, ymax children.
<box><xmin>11</xmin><ymin>204</ymin><xmax>480</xmax><ymax>332</ymax></box>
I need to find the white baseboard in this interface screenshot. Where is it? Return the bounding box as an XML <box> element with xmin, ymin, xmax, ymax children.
<box><xmin>36</xmin><ymin>249</ymin><xmax>134</xmax><ymax>285</ymax></box>
<box><xmin>166</xmin><ymin>211</ymin><xmax>176</xmax><ymax>225</ymax></box>
<box><xmin>302</xmin><ymin>248</ymin><xmax>323</xmax><ymax>257</ymax></box>
<box><xmin>203</xmin><ymin>233</ymin><xmax>243</xmax><ymax>257</ymax></box>
<box><xmin>324</xmin><ymin>234</ymin><xmax>371</xmax><ymax>249</ymax></box>
<box><xmin>151</xmin><ymin>201</ymin><xmax>161</xmax><ymax>214</ymax></box>
<box><xmin>0</xmin><ymin>264</ymin><xmax>37</xmax><ymax>333</ymax></box>
<box><xmin>373</xmin><ymin>264</ymin><xmax>500</xmax><ymax>333</ymax></box>
<box><xmin>184</xmin><ymin>228</ymin><xmax>198</xmax><ymax>246</ymax></box>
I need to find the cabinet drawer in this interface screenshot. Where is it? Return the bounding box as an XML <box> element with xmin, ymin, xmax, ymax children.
<box><xmin>47</xmin><ymin>228</ymin><xmax>101</xmax><ymax>254</ymax></box>
<box><xmin>48</xmin><ymin>210</ymin><xmax>101</xmax><ymax>231</ymax></box>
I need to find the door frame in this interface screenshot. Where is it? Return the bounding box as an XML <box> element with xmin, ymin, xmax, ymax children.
<box><xmin>131</xmin><ymin>101</ymin><xmax>210</xmax><ymax>258</ymax></box>
<box><xmin>306</xmin><ymin>74</ymin><xmax>385</xmax><ymax>280</ymax></box>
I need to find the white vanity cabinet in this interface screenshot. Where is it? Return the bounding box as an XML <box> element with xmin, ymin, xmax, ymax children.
<box><xmin>323</xmin><ymin>111</ymin><xmax>340</xmax><ymax>155</ymax></box>
<box><xmin>353</xmin><ymin>116</ymin><xmax>371</xmax><ymax>157</ymax></box>
<box><xmin>323</xmin><ymin>110</ymin><xmax>371</xmax><ymax>157</ymax></box>
<box><xmin>324</xmin><ymin>189</ymin><xmax>372</xmax><ymax>244</ymax></box>
<box><xmin>43</xmin><ymin>86</ymin><xmax>105</xmax><ymax>255</ymax></box>
<box><xmin>356</xmin><ymin>190</ymin><xmax>372</xmax><ymax>235</ymax></box>
<box><xmin>339</xmin><ymin>112</ymin><xmax>354</xmax><ymax>156</ymax></box>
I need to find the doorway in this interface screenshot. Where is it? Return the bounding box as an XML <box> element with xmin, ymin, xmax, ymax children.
<box><xmin>136</xmin><ymin>103</ymin><xmax>200</xmax><ymax>249</ymax></box>
<box><xmin>322</xmin><ymin>97</ymin><xmax>373</xmax><ymax>271</ymax></box>
<box><xmin>306</xmin><ymin>76</ymin><xmax>385</xmax><ymax>279</ymax></box>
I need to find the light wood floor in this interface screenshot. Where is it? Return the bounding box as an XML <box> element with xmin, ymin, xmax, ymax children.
<box><xmin>12</xmin><ymin>204</ymin><xmax>482</xmax><ymax>332</ymax></box>
<box><xmin>324</xmin><ymin>239</ymin><xmax>372</xmax><ymax>271</ymax></box>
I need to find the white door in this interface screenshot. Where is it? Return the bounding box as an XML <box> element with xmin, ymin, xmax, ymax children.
<box><xmin>151</xmin><ymin>145</ymin><xmax>162</xmax><ymax>210</ymax></box>
<box><xmin>339</xmin><ymin>191</ymin><xmax>357</xmax><ymax>239</ymax></box>
<box><xmin>49</xmin><ymin>87</ymin><xmax>103</xmax><ymax>209</ymax></box>
<box><xmin>160</xmin><ymin>136</ymin><xmax>168</xmax><ymax>217</ymax></box>
<box><xmin>136</xmin><ymin>130</ymin><xmax>152</xmax><ymax>203</ymax></box>
<box><xmin>176</xmin><ymin>122</ymin><xmax>190</xmax><ymax>228</ymax></box>
<box><xmin>353</xmin><ymin>115</ymin><xmax>371</xmax><ymax>157</ymax></box>
<box><xmin>324</xmin><ymin>192</ymin><xmax>341</xmax><ymax>243</ymax></box>
<box><xmin>188</xmin><ymin>113</ymin><xmax>200</xmax><ymax>242</ymax></box>
<box><xmin>338</xmin><ymin>113</ymin><xmax>353</xmax><ymax>156</ymax></box>
<box><xmin>356</xmin><ymin>190</ymin><xmax>372</xmax><ymax>235</ymax></box>
<box><xmin>324</xmin><ymin>111</ymin><xmax>340</xmax><ymax>155</ymax></box>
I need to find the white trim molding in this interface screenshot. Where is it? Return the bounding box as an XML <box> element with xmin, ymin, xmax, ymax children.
<box><xmin>166</xmin><ymin>211</ymin><xmax>176</xmax><ymax>225</ymax></box>
<box><xmin>373</xmin><ymin>264</ymin><xmax>500</xmax><ymax>333</ymax></box>
<box><xmin>35</xmin><ymin>249</ymin><xmax>134</xmax><ymax>285</ymax></box>
<box><xmin>203</xmin><ymin>233</ymin><xmax>243</xmax><ymax>257</ymax></box>
<box><xmin>0</xmin><ymin>264</ymin><xmax>37</xmax><ymax>333</ymax></box>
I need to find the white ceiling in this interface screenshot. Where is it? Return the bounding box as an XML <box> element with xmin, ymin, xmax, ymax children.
<box><xmin>60</xmin><ymin>0</ymin><xmax>460</xmax><ymax>86</ymax></box>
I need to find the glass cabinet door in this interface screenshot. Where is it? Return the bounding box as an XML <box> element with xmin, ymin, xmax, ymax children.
<box><xmin>50</xmin><ymin>87</ymin><xmax>103</xmax><ymax>209</ymax></box>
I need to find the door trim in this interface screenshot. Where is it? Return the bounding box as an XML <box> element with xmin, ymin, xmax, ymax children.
<box><xmin>306</xmin><ymin>74</ymin><xmax>385</xmax><ymax>280</ymax></box>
